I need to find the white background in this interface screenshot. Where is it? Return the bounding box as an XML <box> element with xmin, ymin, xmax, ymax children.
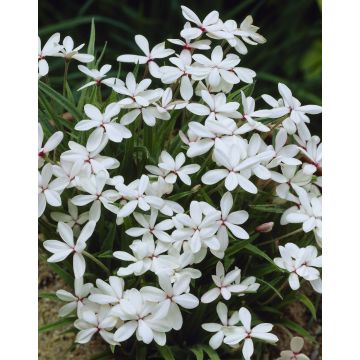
<box><xmin>0</xmin><ymin>0</ymin><xmax>358</xmax><ymax>358</ymax></box>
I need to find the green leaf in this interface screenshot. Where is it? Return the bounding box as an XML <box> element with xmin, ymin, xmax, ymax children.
<box><xmin>257</xmin><ymin>278</ymin><xmax>283</xmax><ymax>300</ymax></box>
<box><xmin>39</xmin><ymin>317</ymin><xmax>75</xmax><ymax>333</ymax></box>
<box><xmin>249</xmin><ymin>204</ymin><xmax>286</xmax><ymax>214</ymax></box>
<box><xmin>41</xmin><ymin>256</ymin><xmax>73</xmax><ymax>286</ymax></box>
<box><xmin>190</xmin><ymin>346</ymin><xmax>204</xmax><ymax>360</ymax></box>
<box><xmin>280</xmin><ymin>319</ymin><xmax>315</xmax><ymax>342</ymax></box>
<box><xmin>156</xmin><ymin>345</ymin><xmax>176</xmax><ymax>360</ymax></box>
<box><xmin>39</xmin><ymin>81</ymin><xmax>83</xmax><ymax>121</ymax></box>
<box><xmin>298</xmin><ymin>293</ymin><xmax>317</xmax><ymax>320</ymax></box>
<box><xmin>199</xmin><ymin>345</ymin><xmax>221</xmax><ymax>360</ymax></box>
<box><xmin>101</xmin><ymin>222</ymin><xmax>117</xmax><ymax>251</ymax></box>
<box><xmin>38</xmin><ymin>291</ymin><xmax>59</xmax><ymax>300</ymax></box>
<box><xmin>244</xmin><ymin>243</ymin><xmax>276</xmax><ymax>266</ymax></box>
<box><xmin>136</xmin><ymin>345</ymin><xmax>147</xmax><ymax>360</ymax></box>
<box><xmin>226</xmin><ymin>239</ymin><xmax>251</xmax><ymax>257</ymax></box>
<box><xmin>95</xmin><ymin>42</ymin><xmax>108</xmax><ymax>68</ymax></box>
<box><xmin>87</xmin><ymin>18</ymin><xmax>96</xmax><ymax>67</ymax></box>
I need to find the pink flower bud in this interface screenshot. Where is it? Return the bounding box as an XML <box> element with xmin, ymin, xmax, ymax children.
<box><xmin>256</xmin><ymin>222</ymin><xmax>274</xmax><ymax>233</ymax></box>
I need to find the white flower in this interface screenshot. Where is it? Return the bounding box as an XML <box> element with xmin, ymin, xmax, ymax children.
<box><xmin>235</xmin><ymin>91</ymin><xmax>270</xmax><ymax>134</ymax></box>
<box><xmin>217</xmin><ymin>17</ymin><xmax>266</xmax><ymax>55</ymax></box>
<box><xmin>145</xmin><ymin>177</ymin><xmax>184</xmax><ymax>217</ymax></box>
<box><xmin>117</xmin><ymin>35</ymin><xmax>174</xmax><ymax>78</ymax></box>
<box><xmin>114</xmin><ymin>72</ymin><xmax>154</xmax><ymax>107</ymax></box>
<box><xmin>43</xmin><ymin>221</ymin><xmax>96</xmax><ymax>278</ymax></box>
<box><xmin>237</xmin><ymin>16</ymin><xmax>266</xmax><ymax>47</ymax></box>
<box><xmin>266</xmin><ymin>128</ymin><xmax>301</xmax><ymax>169</ymax></box>
<box><xmin>180</xmin><ymin>6</ymin><xmax>223</xmax><ymax>38</ymax></box>
<box><xmin>75</xmin><ymin>103</ymin><xmax>131</xmax><ymax>151</ymax></box>
<box><xmin>114</xmin><ymin>237</ymin><xmax>170</xmax><ymax>276</ymax></box>
<box><xmin>38</xmin><ymin>164</ymin><xmax>68</xmax><ymax>217</ymax></box>
<box><xmin>141</xmin><ymin>273</ymin><xmax>199</xmax><ymax>330</ymax></box>
<box><xmin>75</xmin><ymin>305</ymin><xmax>118</xmax><ymax>345</ymax></box>
<box><xmin>274</xmin><ymin>243</ymin><xmax>322</xmax><ymax>293</ymax></box>
<box><xmin>54</xmin><ymin>36</ymin><xmax>94</xmax><ymax>63</ymax></box>
<box><xmin>274</xmin><ymin>166</ymin><xmax>312</xmax><ymax>204</ymax></box>
<box><xmin>56</xmin><ymin>277</ymin><xmax>93</xmax><ymax>317</ymax></box>
<box><xmin>61</xmin><ymin>139</ymin><xmax>120</xmax><ymax>175</ymax></box>
<box><xmin>163</xmin><ymin>247</ymin><xmax>202</xmax><ymax>282</ymax></box>
<box><xmin>172</xmin><ymin>201</ymin><xmax>220</xmax><ymax>253</ymax></box>
<box><xmin>234</xmin><ymin>269</ymin><xmax>260</xmax><ymax>295</ymax></box>
<box><xmin>89</xmin><ymin>276</ymin><xmax>125</xmax><ymax>305</ymax></box>
<box><xmin>155</xmin><ymin>87</ymin><xmax>187</xmax><ymax>115</ymax></box>
<box><xmin>146</xmin><ymin>151</ymin><xmax>200</xmax><ymax>185</ymax></box>
<box><xmin>168</xmin><ymin>22</ymin><xmax>211</xmax><ymax>56</ymax></box>
<box><xmin>159</xmin><ymin>52</ymin><xmax>194</xmax><ymax>101</ymax></box>
<box><xmin>254</xmin><ymin>83</ymin><xmax>322</xmax><ymax>140</ymax></box>
<box><xmin>276</xmin><ymin>336</ymin><xmax>310</xmax><ymax>360</ymax></box>
<box><xmin>126</xmin><ymin>209</ymin><xmax>174</xmax><ymax>243</ymax></box>
<box><xmin>224</xmin><ymin>307</ymin><xmax>278</xmax><ymax>359</ymax></box>
<box><xmin>191</xmin><ymin>46</ymin><xmax>241</xmax><ymax>88</ymax></box>
<box><xmin>78</xmin><ymin>64</ymin><xmax>116</xmax><ymax>90</ymax></box>
<box><xmin>201</xmin><ymin>142</ymin><xmax>262</xmax><ymax>193</ymax></box>
<box><xmin>71</xmin><ymin>172</ymin><xmax>119</xmax><ymax>215</ymax></box>
<box><xmin>285</xmin><ymin>185</ymin><xmax>322</xmax><ymax>245</ymax></box>
<box><xmin>200</xmin><ymin>192</ymin><xmax>249</xmax><ymax>257</ymax></box>
<box><xmin>116</xmin><ymin>175</ymin><xmax>164</xmax><ymax>218</ymax></box>
<box><xmin>51</xmin><ymin>159</ymin><xmax>82</xmax><ymax>189</ymax></box>
<box><xmin>295</xmin><ymin>134</ymin><xmax>322</xmax><ymax>175</ymax></box>
<box><xmin>202</xmin><ymin>302</ymin><xmax>239</xmax><ymax>349</ymax></box>
<box><xmin>216</xmin><ymin>191</ymin><xmax>250</xmax><ymax>240</ymax></box>
<box><xmin>186</xmin><ymin>118</ymin><xmax>236</xmax><ymax>157</ymax></box>
<box><xmin>112</xmin><ymin>289</ymin><xmax>171</xmax><ymax>345</ymax></box>
<box><xmin>187</xmin><ymin>90</ymin><xmax>241</xmax><ymax>122</ymax></box>
<box><xmin>201</xmin><ymin>262</ymin><xmax>248</xmax><ymax>303</ymax></box>
<box><xmin>38</xmin><ymin>123</ymin><xmax>63</xmax><ymax>168</ymax></box>
<box><xmin>50</xmin><ymin>200</ymin><xmax>89</xmax><ymax>236</ymax></box>
<box><xmin>38</xmin><ymin>33</ymin><xmax>62</xmax><ymax>77</ymax></box>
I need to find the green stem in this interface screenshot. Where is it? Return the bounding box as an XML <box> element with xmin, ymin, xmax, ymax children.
<box><xmin>63</xmin><ymin>60</ymin><xmax>70</xmax><ymax>97</ymax></box>
<box><xmin>259</xmin><ymin>228</ymin><xmax>303</xmax><ymax>246</ymax></box>
<box><xmin>260</xmin><ymin>279</ymin><xmax>288</xmax><ymax>306</ymax></box>
<box><xmin>83</xmin><ymin>251</ymin><xmax>110</xmax><ymax>276</ymax></box>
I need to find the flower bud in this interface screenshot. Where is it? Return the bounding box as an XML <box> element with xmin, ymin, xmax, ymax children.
<box><xmin>256</xmin><ymin>222</ymin><xmax>274</xmax><ymax>233</ymax></box>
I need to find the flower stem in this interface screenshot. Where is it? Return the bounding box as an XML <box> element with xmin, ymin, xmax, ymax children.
<box><xmin>260</xmin><ymin>279</ymin><xmax>288</xmax><ymax>306</ymax></box>
<box><xmin>83</xmin><ymin>251</ymin><xmax>111</xmax><ymax>276</ymax></box>
<box><xmin>63</xmin><ymin>60</ymin><xmax>70</xmax><ymax>97</ymax></box>
<box><xmin>259</xmin><ymin>228</ymin><xmax>303</xmax><ymax>246</ymax></box>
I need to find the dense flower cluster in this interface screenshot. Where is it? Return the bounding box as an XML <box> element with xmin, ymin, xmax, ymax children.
<box><xmin>38</xmin><ymin>5</ymin><xmax>322</xmax><ymax>358</ymax></box>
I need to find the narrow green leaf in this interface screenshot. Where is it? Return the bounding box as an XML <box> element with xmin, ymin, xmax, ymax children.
<box><xmin>95</xmin><ymin>42</ymin><xmax>108</xmax><ymax>68</ymax></box>
<box><xmin>39</xmin><ymin>81</ymin><xmax>83</xmax><ymax>121</ymax></box>
<box><xmin>190</xmin><ymin>346</ymin><xmax>204</xmax><ymax>360</ymax></box>
<box><xmin>280</xmin><ymin>319</ymin><xmax>315</xmax><ymax>342</ymax></box>
<box><xmin>249</xmin><ymin>204</ymin><xmax>285</xmax><ymax>214</ymax></box>
<box><xmin>257</xmin><ymin>278</ymin><xmax>283</xmax><ymax>300</ymax></box>
<box><xmin>136</xmin><ymin>344</ymin><xmax>147</xmax><ymax>360</ymax></box>
<box><xmin>38</xmin><ymin>291</ymin><xmax>59</xmax><ymax>300</ymax></box>
<box><xmin>298</xmin><ymin>293</ymin><xmax>317</xmax><ymax>320</ymax></box>
<box><xmin>244</xmin><ymin>243</ymin><xmax>276</xmax><ymax>265</ymax></box>
<box><xmin>39</xmin><ymin>317</ymin><xmax>75</xmax><ymax>333</ymax></box>
<box><xmin>101</xmin><ymin>222</ymin><xmax>117</xmax><ymax>251</ymax></box>
<box><xmin>87</xmin><ymin>18</ymin><xmax>96</xmax><ymax>67</ymax></box>
<box><xmin>199</xmin><ymin>345</ymin><xmax>221</xmax><ymax>360</ymax></box>
<box><xmin>157</xmin><ymin>345</ymin><xmax>176</xmax><ymax>360</ymax></box>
